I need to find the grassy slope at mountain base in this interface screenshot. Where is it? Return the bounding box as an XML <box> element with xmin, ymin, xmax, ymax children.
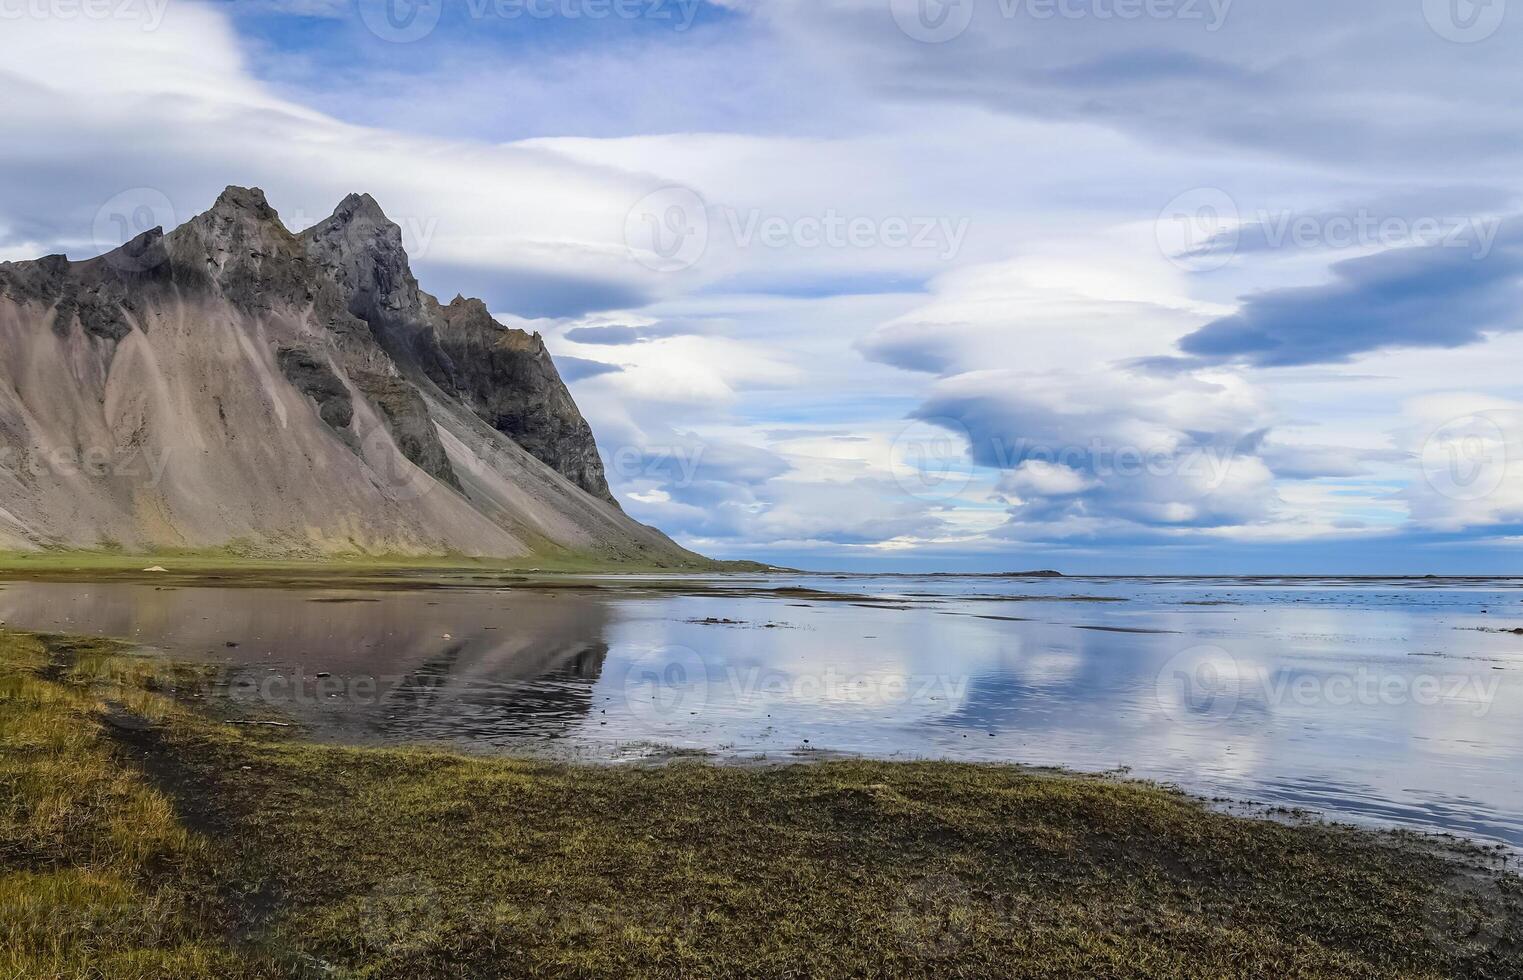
<box><xmin>2</xmin><ymin>628</ymin><xmax>1520</xmax><ymax>979</ymax></box>
<box><xmin>0</xmin><ymin>548</ymin><xmax>772</xmax><ymax>578</ymax></box>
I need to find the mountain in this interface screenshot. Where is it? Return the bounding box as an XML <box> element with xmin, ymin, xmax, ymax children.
<box><xmin>0</xmin><ymin>186</ymin><xmax>703</xmax><ymax>565</ymax></box>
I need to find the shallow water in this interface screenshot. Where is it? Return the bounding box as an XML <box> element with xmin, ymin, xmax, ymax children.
<box><xmin>3</xmin><ymin>573</ymin><xmax>1521</xmax><ymax>849</ymax></box>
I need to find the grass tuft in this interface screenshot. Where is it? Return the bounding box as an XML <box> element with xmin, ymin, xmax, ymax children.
<box><xmin>1</xmin><ymin>626</ymin><xmax>1520</xmax><ymax>978</ymax></box>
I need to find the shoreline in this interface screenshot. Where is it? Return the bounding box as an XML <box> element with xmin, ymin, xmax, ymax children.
<box><xmin>3</xmin><ymin>626</ymin><xmax>1521</xmax><ymax>977</ymax></box>
<box><xmin>5</xmin><ymin>554</ymin><xmax>1523</xmax><ymax>598</ymax></box>
<box><xmin>0</xmin><ymin>548</ymin><xmax>770</xmax><ymax>576</ymax></box>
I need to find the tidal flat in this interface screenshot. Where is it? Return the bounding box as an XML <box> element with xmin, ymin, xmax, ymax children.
<box><xmin>2</xmin><ymin>565</ymin><xmax>1521</xmax><ymax>849</ymax></box>
<box><xmin>3</xmin><ymin>615</ymin><xmax>1523</xmax><ymax>977</ymax></box>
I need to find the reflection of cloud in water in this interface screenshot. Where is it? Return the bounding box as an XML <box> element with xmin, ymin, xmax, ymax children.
<box><xmin>3</xmin><ymin>575</ymin><xmax>1522</xmax><ymax>847</ymax></box>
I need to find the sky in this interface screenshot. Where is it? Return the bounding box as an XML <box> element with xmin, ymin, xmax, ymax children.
<box><xmin>2</xmin><ymin>0</ymin><xmax>1522</xmax><ymax>573</ymax></box>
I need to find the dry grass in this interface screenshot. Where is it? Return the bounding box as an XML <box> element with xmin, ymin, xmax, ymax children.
<box><xmin>0</xmin><ymin>633</ymin><xmax>262</xmax><ymax>979</ymax></box>
<box><xmin>2</xmin><ymin>628</ymin><xmax>1520</xmax><ymax>979</ymax></box>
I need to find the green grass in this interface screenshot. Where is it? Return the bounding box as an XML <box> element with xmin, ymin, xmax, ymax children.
<box><xmin>0</xmin><ymin>548</ymin><xmax>762</xmax><ymax>576</ymax></box>
<box><xmin>0</xmin><ymin>633</ymin><xmax>254</xmax><ymax>978</ymax></box>
<box><xmin>2</xmin><ymin>628</ymin><xmax>1520</xmax><ymax>978</ymax></box>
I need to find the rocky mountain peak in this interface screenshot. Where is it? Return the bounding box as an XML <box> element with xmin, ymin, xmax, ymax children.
<box><xmin>163</xmin><ymin>184</ymin><xmax>304</xmax><ymax>296</ymax></box>
<box><xmin>446</xmin><ymin>294</ymin><xmax>490</xmax><ymax>318</ymax></box>
<box><xmin>0</xmin><ymin>185</ymin><xmax>697</xmax><ymax>562</ymax></box>
<box><xmin>308</xmin><ymin>191</ymin><xmax>404</xmax><ymax>255</ymax></box>
<box><xmin>331</xmin><ymin>191</ymin><xmax>391</xmax><ymax>226</ymax></box>
<box><xmin>180</xmin><ymin>185</ymin><xmax>290</xmax><ymax>249</ymax></box>
<box><xmin>209</xmin><ymin>184</ymin><xmax>276</xmax><ymax>219</ymax></box>
<box><xmin>301</xmin><ymin>191</ymin><xmax>418</xmax><ymax>319</ymax></box>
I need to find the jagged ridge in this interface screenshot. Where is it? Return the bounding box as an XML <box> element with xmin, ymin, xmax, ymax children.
<box><xmin>0</xmin><ymin>186</ymin><xmax>697</xmax><ymax>563</ymax></box>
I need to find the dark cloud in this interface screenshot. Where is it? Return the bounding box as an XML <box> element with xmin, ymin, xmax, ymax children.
<box><xmin>910</xmin><ymin>378</ymin><xmax>1275</xmax><ymax>531</ymax></box>
<box><xmin>565</xmin><ymin>325</ymin><xmax>644</xmax><ymax>345</ymax></box>
<box><xmin>1179</xmin><ymin>187</ymin><xmax>1514</xmax><ymax>261</ymax></box>
<box><xmin>854</xmin><ymin>320</ymin><xmax>963</xmax><ymax>374</ymax></box>
<box><xmin>564</xmin><ymin>319</ymin><xmax>719</xmax><ymax>346</ymax></box>
<box><xmin>1256</xmin><ymin>443</ymin><xmax>1407</xmax><ymax>480</ymax></box>
<box><xmin>782</xmin><ymin>0</ymin><xmax>1523</xmax><ymax>168</ymax></box>
<box><xmin>414</xmin><ymin>261</ymin><xmax>653</xmax><ymax>319</ymax></box>
<box><xmin>1178</xmin><ymin>223</ymin><xmax>1523</xmax><ymax>366</ymax></box>
<box><xmin>553</xmin><ymin>355</ymin><xmax>623</xmax><ymax>382</ymax></box>
<box><xmin>1048</xmin><ymin>48</ymin><xmax>1248</xmax><ymax>88</ymax></box>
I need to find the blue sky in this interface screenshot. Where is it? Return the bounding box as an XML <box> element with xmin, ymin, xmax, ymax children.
<box><xmin>3</xmin><ymin>0</ymin><xmax>1523</xmax><ymax>572</ymax></box>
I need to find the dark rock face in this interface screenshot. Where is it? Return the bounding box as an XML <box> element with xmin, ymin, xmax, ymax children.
<box><xmin>0</xmin><ymin>231</ymin><xmax>169</xmax><ymax>344</ymax></box>
<box><xmin>299</xmin><ymin>193</ymin><xmax>615</xmax><ymax>502</ymax></box>
<box><xmin>181</xmin><ymin>187</ymin><xmax>464</xmax><ymax>490</ymax></box>
<box><xmin>0</xmin><ymin>185</ymin><xmax>699</xmax><ymax>563</ymax></box>
<box><xmin>275</xmin><ymin>346</ymin><xmax>353</xmax><ymax>433</ymax></box>
<box><xmin>349</xmin><ymin>370</ymin><xmax>460</xmax><ymax>491</ymax></box>
<box><xmin>50</xmin><ymin>283</ymin><xmax>134</xmax><ymax>342</ymax></box>
<box><xmin>434</xmin><ymin>297</ymin><xmax>615</xmax><ymax>503</ymax></box>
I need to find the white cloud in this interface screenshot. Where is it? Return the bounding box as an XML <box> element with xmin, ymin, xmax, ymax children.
<box><xmin>4</xmin><ymin>1</ymin><xmax>1523</xmax><ymax>568</ymax></box>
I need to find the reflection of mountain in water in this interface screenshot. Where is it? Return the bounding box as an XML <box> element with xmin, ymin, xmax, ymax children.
<box><xmin>376</xmin><ymin>631</ymin><xmax>611</xmax><ymax>744</ymax></box>
<box><xmin>0</xmin><ymin>581</ymin><xmax>617</xmax><ymax>746</ymax></box>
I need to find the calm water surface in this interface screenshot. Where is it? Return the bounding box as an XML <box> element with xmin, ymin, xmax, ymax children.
<box><xmin>3</xmin><ymin>574</ymin><xmax>1520</xmax><ymax>848</ymax></box>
